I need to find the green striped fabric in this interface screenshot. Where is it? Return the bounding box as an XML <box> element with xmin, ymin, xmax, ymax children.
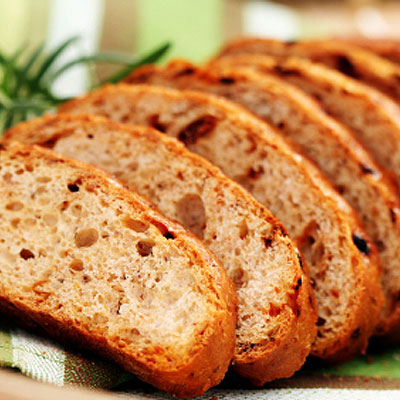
<box><xmin>0</xmin><ymin>324</ymin><xmax>132</xmax><ymax>388</ymax></box>
<box><xmin>1</xmin><ymin>322</ymin><xmax>400</xmax><ymax>394</ymax></box>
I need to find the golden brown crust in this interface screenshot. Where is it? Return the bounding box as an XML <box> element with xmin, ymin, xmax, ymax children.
<box><xmin>335</xmin><ymin>38</ymin><xmax>400</xmax><ymax>65</ymax></box>
<box><xmin>219</xmin><ymin>37</ymin><xmax>400</xmax><ymax>102</ymax></box>
<box><xmin>0</xmin><ymin>141</ymin><xmax>237</xmax><ymax>398</ymax></box>
<box><xmin>210</xmin><ymin>53</ymin><xmax>400</xmax><ymax>336</ymax></box>
<box><xmin>58</xmin><ymin>82</ymin><xmax>382</xmax><ymax>362</ymax></box>
<box><xmin>4</xmin><ymin>112</ymin><xmax>318</xmax><ymax>386</ymax></box>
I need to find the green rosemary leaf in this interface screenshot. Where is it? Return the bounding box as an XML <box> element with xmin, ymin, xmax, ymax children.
<box><xmin>1</xmin><ymin>44</ymin><xmax>27</xmax><ymax>91</ymax></box>
<box><xmin>13</xmin><ymin>42</ymin><xmax>45</xmax><ymax>95</ymax></box>
<box><xmin>0</xmin><ymin>37</ymin><xmax>172</xmax><ymax>132</ymax></box>
<box><xmin>0</xmin><ymin>88</ymin><xmax>12</xmax><ymax>107</ymax></box>
<box><xmin>5</xmin><ymin>101</ymin><xmax>50</xmax><ymax>112</ymax></box>
<box><xmin>99</xmin><ymin>41</ymin><xmax>171</xmax><ymax>85</ymax></box>
<box><xmin>33</xmin><ymin>36</ymin><xmax>80</xmax><ymax>85</ymax></box>
<box><xmin>48</xmin><ymin>52</ymin><xmax>135</xmax><ymax>85</ymax></box>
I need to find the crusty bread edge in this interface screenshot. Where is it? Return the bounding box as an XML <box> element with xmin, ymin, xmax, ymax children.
<box><xmin>0</xmin><ymin>141</ymin><xmax>238</xmax><ymax>398</ymax></box>
<box><xmin>4</xmin><ymin>112</ymin><xmax>318</xmax><ymax>385</ymax></box>
<box><xmin>59</xmin><ymin>81</ymin><xmax>383</xmax><ymax>362</ymax></box>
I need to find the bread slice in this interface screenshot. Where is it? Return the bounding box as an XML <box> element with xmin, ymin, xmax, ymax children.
<box><xmin>219</xmin><ymin>53</ymin><xmax>400</xmax><ymax>189</ymax></box>
<box><xmin>207</xmin><ymin>54</ymin><xmax>400</xmax><ymax>336</ymax></box>
<box><xmin>3</xmin><ymin>114</ymin><xmax>317</xmax><ymax>385</ymax></box>
<box><xmin>57</xmin><ymin>83</ymin><xmax>383</xmax><ymax>363</ymax></box>
<box><xmin>335</xmin><ymin>38</ymin><xmax>400</xmax><ymax>65</ymax></box>
<box><xmin>219</xmin><ymin>37</ymin><xmax>400</xmax><ymax>102</ymax></box>
<box><xmin>0</xmin><ymin>141</ymin><xmax>237</xmax><ymax>398</ymax></box>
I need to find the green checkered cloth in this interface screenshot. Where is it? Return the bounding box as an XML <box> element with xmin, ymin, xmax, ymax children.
<box><xmin>2</xmin><ymin>321</ymin><xmax>400</xmax><ymax>398</ymax></box>
<box><xmin>0</xmin><ymin>323</ymin><xmax>132</xmax><ymax>389</ymax></box>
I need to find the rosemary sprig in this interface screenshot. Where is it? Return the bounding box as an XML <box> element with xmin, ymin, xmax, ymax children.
<box><xmin>0</xmin><ymin>38</ymin><xmax>171</xmax><ymax>133</ymax></box>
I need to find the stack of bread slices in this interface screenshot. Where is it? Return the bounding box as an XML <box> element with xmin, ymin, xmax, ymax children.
<box><xmin>2</xmin><ymin>37</ymin><xmax>400</xmax><ymax>397</ymax></box>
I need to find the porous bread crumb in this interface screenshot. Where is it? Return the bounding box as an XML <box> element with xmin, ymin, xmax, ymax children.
<box><xmin>56</xmin><ymin>83</ymin><xmax>382</xmax><ymax>361</ymax></box>
<box><xmin>3</xmin><ymin>114</ymin><xmax>317</xmax><ymax>384</ymax></box>
<box><xmin>0</xmin><ymin>142</ymin><xmax>237</xmax><ymax>398</ymax></box>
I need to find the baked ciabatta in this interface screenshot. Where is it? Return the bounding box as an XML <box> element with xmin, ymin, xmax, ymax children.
<box><xmin>58</xmin><ymin>84</ymin><xmax>383</xmax><ymax>363</ymax></box>
<box><xmin>209</xmin><ymin>54</ymin><xmax>400</xmax><ymax>336</ymax></box>
<box><xmin>219</xmin><ymin>37</ymin><xmax>400</xmax><ymax>102</ymax></box>
<box><xmin>3</xmin><ymin>113</ymin><xmax>317</xmax><ymax>385</ymax></box>
<box><xmin>0</xmin><ymin>141</ymin><xmax>237</xmax><ymax>398</ymax></box>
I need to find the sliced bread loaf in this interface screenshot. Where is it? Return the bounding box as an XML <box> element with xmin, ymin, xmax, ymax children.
<box><xmin>335</xmin><ymin>38</ymin><xmax>400</xmax><ymax>65</ymax></box>
<box><xmin>213</xmin><ymin>54</ymin><xmax>400</xmax><ymax>190</ymax></box>
<box><xmin>0</xmin><ymin>141</ymin><xmax>237</xmax><ymax>398</ymax></box>
<box><xmin>58</xmin><ymin>83</ymin><xmax>383</xmax><ymax>363</ymax></box>
<box><xmin>208</xmin><ymin>54</ymin><xmax>400</xmax><ymax>336</ymax></box>
<box><xmin>219</xmin><ymin>37</ymin><xmax>400</xmax><ymax>102</ymax></box>
<box><xmin>3</xmin><ymin>113</ymin><xmax>317</xmax><ymax>385</ymax></box>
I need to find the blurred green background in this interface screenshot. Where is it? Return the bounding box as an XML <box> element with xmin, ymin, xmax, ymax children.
<box><xmin>2</xmin><ymin>0</ymin><xmax>400</xmax><ymax>96</ymax></box>
<box><xmin>2</xmin><ymin>0</ymin><xmax>400</xmax><ymax>60</ymax></box>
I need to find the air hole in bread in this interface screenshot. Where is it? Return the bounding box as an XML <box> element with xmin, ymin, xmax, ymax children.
<box><xmin>151</xmin><ymin>220</ymin><xmax>175</xmax><ymax>240</ymax></box>
<box><xmin>60</xmin><ymin>201</ymin><xmax>69</xmax><ymax>211</ymax></box>
<box><xmin>120</xmin><ymin>114</ymin><xmax>130</xmax><ymax>123</ymax></box>
<box><xmin>68</xmin><ymin>183</ymin><xmax>80</xmax><ymax>192</ymax></box>
<box><xmin>351</xmin><ymin>328</ymin><xmax>361</xmax><ymax>339</ymax></box>
<box><xmin>123</xmin><ymin>217</ymin><xmax>149</xmax><ymax>232</ymax></box>
<box><xmin>297</xmin><ymin>221</ymin><xmax>322</xmax><ymax>266</ymax></box>
<box><xmin>25</xmin><ymin>164</ymin><xmax>34</xmax><ymax>172</ymax></box>
<box><xmin>20</xmin><ymin>248</ymin><xmax>34</xmax><ymax>260</ymax></box>
<box><xmin>70</xmin><ymin>259</ymin><xmax>84</xmax><ymax>271</ymax></box>
<box><xmin>231</xmin><ymin>267</ymin><xmax>248</xmax><ymax>289</ymax></box>
<box><xmin>164</xmin><ymin>232</ymin><xmax>175</xmax><ymax>240</ymax></box>
<box><xmin>262</xmin><ymin>237</ymin><xmax>272</xmax><ymax>248</ymax></box>
<box><xmin>127</xmin><ymin>161</ymin><xmax>138</xmax><ymax>171</ymax></box>
<box><xmin>219</xmin><ymin>77</ymin><xmax>236</xmax><ymax>84</ymax></box>
<box><xmin>43</xmin><ymin>214</ymin><xmax>57</xmax><ymax>227</ymax></box>
<box><xmin>239</xmin><ymin>220</ymin><xmax>249</xmax><ymax>239</ymax></box>
<box><xmin>37</xmin><ymin>176</ymin><xmax>51</xmax><ymax>183</ymax></box>
<box><xmin>11</xmin><ymin>218</ymin><xmax>20</xmax><ymax>228</ymax></box>
<box><xmin>296</xmin><ymin>253</ymin><xmax>304</xmax><ymax>270</ymax></box>
<box><xmin>336</xmin><ymin>55</ymin><xmax>358</xmax><ymax>78</ymax></box>
<box><xmin>71</xmin><ymin>204</ymin><xmax>82</xmax><ymax>217</ymax></box>
<box><xmin>82</xmin><ymin>274</ymin><xmax>91</xmax><ymax>283</ymax></box>
<box><xmin>359</xmin><ymin>163</ymin><xmax>375</xmax><ymax>175</ymax></box>
<box><xmin>42</xmin><ymin>138</ymin><xmax>56</xmax><ymax>148</ymax></box>
<box><xmin>352</xmin><ymin>234</ymin><xmax>370</xmax><ymax>255</ymax></box>
<box><xmin>25</xmin><ymin>218</ymin><xmax>36</xmax><ymax>226</ymax></box>
<box><xmin>268</xmin><ymin>303</ymin><xmax>281</xmax><ymax>317</ymax></box>
<box><xmin>75</xmin><ymin>228</ymin><xmax>99</xmax><ymax>248</ymax></box>
<box><xmin>15</xmin><ymin>168</ymin><xmax>24</xmax><ymax>175</ymax></box>
<box><xmin>176</xmin><ymin>194</ymin><xmax>206</xmax><ymax>239</ymax></box>
<box><xmin>6</xmin><ymin>201</ymin><xmax>23</xmax><ymax>211</ymax></box>
<box><xmin>178</xmin><ymin>115</ymin><xmax>218</xmax><ymax>146</ymax></box>
<box><xmin>175</xmin><ymin>67</ymin><xmax>195</xmax><ymax>77</ymax></box>
<box><xmin>310</xmin><ymin>241</ymin><xmax>325</xmax><ymax>266</ymax></box>
<box><xmin>277</xmin><ymin>122</ymin><xmax>286</xmax><ymax>130</ymax></box>
<box><xmin>248</xmin><ymin>165</ymin><xmax>264</xmax><ymax>180</ymax></box>
<box><xmin>3</xmin><ymin>172</ymin><xmax>12</xmax><ymax>182</ymax></box>
<box><xmin>148</xmin><ymin>114</ymin><xmax>168</xmax><ymax>132</ymax></box>
<box><xmin>136</xmin><ymin>240</ymin><xmax>155</xmax><ymax>257</ymax></box>
<box><xmin>376</xmin><ymin>240</ymin><xmax>386</xmax><ymax>252</ymax></box>
<box><xmin>316</xmin><ymin>317</ymin><xmax>326</xmax><ymax>326</ymax></box>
